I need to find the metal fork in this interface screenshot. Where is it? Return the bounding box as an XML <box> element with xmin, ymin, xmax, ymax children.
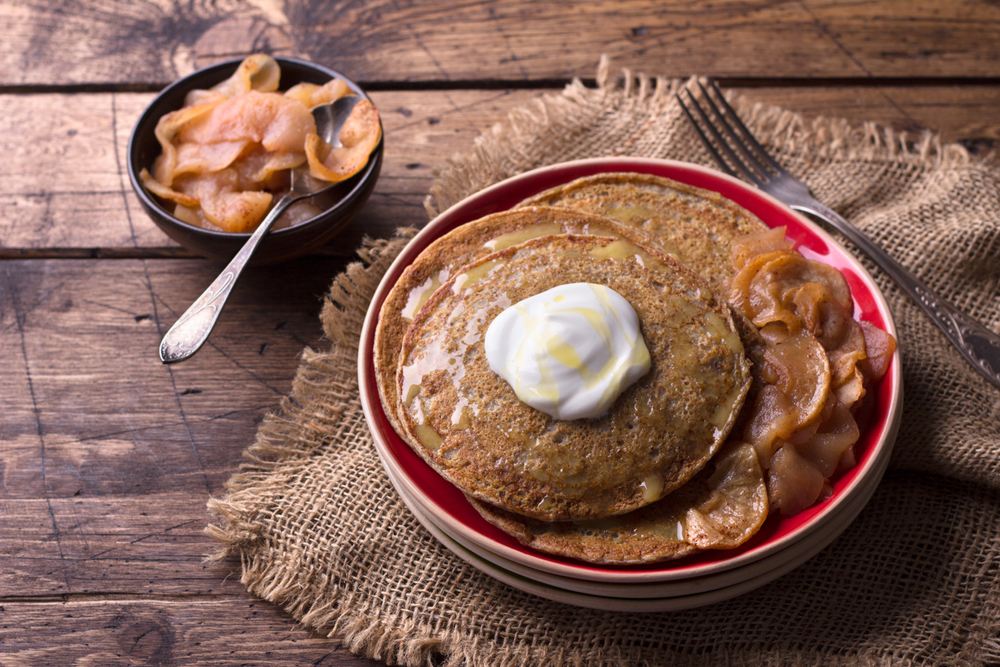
<box><xmin>677</xmin><ymin>78</ymin><xmax>1000</xmax><ymax>390</ymax></box>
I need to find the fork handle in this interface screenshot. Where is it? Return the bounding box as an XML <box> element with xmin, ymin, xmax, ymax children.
<box><xmin>793</xmin><ymin>200</ymin><xmax>1000</xmax><ymax>391</ymax></box>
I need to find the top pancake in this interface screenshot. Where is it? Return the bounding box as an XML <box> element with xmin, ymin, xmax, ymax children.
<box><xmin>516</xmin><ymin>172</ymin><xmax>769</xmax><ymax>293</ymax></box>
<box><xmin>396</xmin><ymin>234</ymin><xmax>751</xmax><ymax>521</ymax></box>
<box><xmin>373</xmin><ymin>206</ymin><xmax>675</xmax><ymax>438</ymax></box>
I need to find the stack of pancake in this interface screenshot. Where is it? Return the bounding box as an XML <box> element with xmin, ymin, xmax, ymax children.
<box><xmin>374</xmin><ymin>173</ymin><xmax>774</xmax><ymax>564</ymax></box>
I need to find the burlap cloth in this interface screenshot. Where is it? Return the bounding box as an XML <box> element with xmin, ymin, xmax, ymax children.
<box><xmin>207</xmin><ymin>59</ymin><xmax>1000</xmax><ymax>665</ymax></box>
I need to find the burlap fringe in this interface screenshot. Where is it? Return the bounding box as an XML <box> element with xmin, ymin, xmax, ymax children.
<box><xmin>426</xmin><ymin>55</ymin><xmax>981</xmax><ymax>220</ymax></box>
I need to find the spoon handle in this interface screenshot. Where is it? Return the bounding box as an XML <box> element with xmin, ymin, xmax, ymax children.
<box><xmin>159</xmin><ymin>196</ymin><xmax>294</xmax><ymax>364</ymax></box>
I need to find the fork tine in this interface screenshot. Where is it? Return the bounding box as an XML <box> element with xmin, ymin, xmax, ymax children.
<box><xmin>675</xmin><ymin>91</ymin><xmax>737</xmax><ymax>178</ymax></box>
<box><xmin>699</xmin><ymin>78</ymin><xmax>785</xmax><ymax>174</ymax></box>
<box><xmin>692</xmin><ymin>79</ymin><xmax>775</xmax><ymax>182</ymax></box>
<box><xmin>677</xmin><ymin>87</ymin><xmax>763</xmax><ymax>187</ymax></box>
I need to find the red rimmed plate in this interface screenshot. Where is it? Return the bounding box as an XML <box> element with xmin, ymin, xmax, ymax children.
<box><xmin>387</xmin><ymin>436</ymin><xmax>892</xmax><ymax>606</ymax></box>
<box><xmin>359</xmin><ymin>157</ymin><xmax>902</xmax><ymax>584</ymax></box>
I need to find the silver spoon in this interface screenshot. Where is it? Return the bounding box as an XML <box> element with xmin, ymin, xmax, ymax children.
<box><xmin>159</xmin><ymin>96</ymin><xmax>361</xmax><ymax>364</ymax></box>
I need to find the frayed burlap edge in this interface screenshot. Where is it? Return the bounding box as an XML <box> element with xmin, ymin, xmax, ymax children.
<box><xmin>425</xmin><ymin>56</ymin><xmax>984</xmax><ymax>219</ymax></box>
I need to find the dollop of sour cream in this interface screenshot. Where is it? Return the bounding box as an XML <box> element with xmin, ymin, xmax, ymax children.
<box><xmin>484</xmin><ymin>283</ymin><xmax>651</xmax><ymax>420</ymax></box>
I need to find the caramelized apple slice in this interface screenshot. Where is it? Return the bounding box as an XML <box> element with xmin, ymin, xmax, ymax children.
<box><xmin>284</xmin><ymin>79</ymin><xmax>352</xmax><ymax>108</ymax></box>
<box><xmin>796</xmin><ymin>398</ymin><xmax>860</xmax><ymax>478</ymax></box>
<box><xmin>748</xmin><ymin>253</ymin><xmax>854</xmax><ymax>331</ymax></box>
<box><xmin>860</xmin><ymin>320</ymin><xmax>897</xmax><ymax>380</ymax></box>
<box><xmin>151</xmin><ymin>99</ymin><xmax>223</xmax><ymax>186</ymax></box>
<box><xmin>768</xmin><ymin>444</ymin><xmax>825</xmax><ymax>516</ymax></box>
<box><xmin>731</xmin><ymin>226</ymin><xmax>795</xmax><ymax>270</ymax></box>
<box><xmin>203</xmin><ymin>53</ymin><xmax>281</xmax><ymax>101</ymax></box>
<box><xmin>305</xmin><ymin>98</ymin><xmax>381</xmax><ymax>182</ymax></box>
<box><xmin>743</xmin><ymin>385</ymin><xmax>800</xmax><ymax>465</ymax></box>
<box><xmin>200</xmin><ymin>190</ymin><xmax>273</xmax><ymax>233</ymax></box>
<box><xmin>792</xmin><ymin>281</ymin><xmax>854</xmax><ymax>350</ymax></box>
<box><xmin>683</xmin><ymin>441</ymin><xmax>769</xmax><ymax>550</ymax></box>
<box><xmin>139</xmin><ymin>168</ymin><xmax>199</xmax><ymax>207</ymax></box>
<box><xmin>172</xmin><ymin>139</ymin><xmax>250</xmax><ymax>178</ymax></box>
<box><xmin>728</xmin><ymin>249</ymin><xmax>797</xmax><ymax>320</ymax></box>
<box><xmin>763</xmin><ymin>328</ymin><xmax>832</xmax><ymax>428</ymax></box>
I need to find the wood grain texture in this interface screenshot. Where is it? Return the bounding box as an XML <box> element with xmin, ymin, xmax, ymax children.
<box><xmin>1</xmin><ymin>85</ymin><xmax>998</xmax><ymax>256</ymax></box>
<box><xmin>1</xmin><ymin>257</ymin><xmax>388</xmax><ymax>665</ymax></box>
<box><xmin>0</xmin><ymin>599</ymin><xmax>387</xmax><ymax>666</ymax></box>
<box><xmin>3</xmin><ymin>0</ymin><xmax>1000</xmax><ymax>87</ymax></box>
<box><xmin>1</xmin><ymin>257</ymin><xmax>341</xmax><ymax>499</ymax></box>
<box><xmin>2</xmin><ymin>495</ymin><xmax>243</xmax><ymax>597</ymax></box>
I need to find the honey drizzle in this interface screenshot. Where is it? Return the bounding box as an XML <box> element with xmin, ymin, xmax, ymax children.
<box><xmin>483</xmin><ymin>223</ymin><xmax>564</xmax><ymax>252</ymax></box>
<box><xmin>402</xmin><ymin>290</ymin><xmax>512</xmax><ymax>450</ymax></box>
<box><xmin>401</xmin><ymin>269</ymin><xmax>448</xmax><ymax>322</ymax></box>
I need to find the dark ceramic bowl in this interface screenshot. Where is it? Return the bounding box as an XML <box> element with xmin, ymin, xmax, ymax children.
<box><xmin>127</xmin><ymin>57</ymin><xmax>382</xmax><ymax>265</ymax></box>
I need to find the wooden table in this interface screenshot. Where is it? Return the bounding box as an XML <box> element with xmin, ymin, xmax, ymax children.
<box><xmin>2</xmin><ymin>1</ymin><xmax>998</xmax><ymax>664</ymax></box>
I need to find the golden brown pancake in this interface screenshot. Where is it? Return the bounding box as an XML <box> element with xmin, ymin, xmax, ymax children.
<box><xmin>469</xmin><ymin>440</ymin><xmax>768</xmax><ymax>564</ymax></box>
<box><xmin>729</xmin><ymin>306</ymin><xmax>768</xmax><ymax>430</ymax></box>
<box><xmin>396</xmin><ymin>234</ymin><xmax>751</xmax><ymax>521</ymax></box>
<box><xmin>373</xmin><ymin>206</ymin><xmax>676</xmax><ymax>438</ymax></box>
<box><xmin>516</xmin><ymin>172</ymin><xmax>769</xmax><ymax>292</ymax></box>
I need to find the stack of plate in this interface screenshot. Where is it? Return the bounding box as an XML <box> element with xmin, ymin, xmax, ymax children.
<box><xmin>359</xmin><ymin>158</ymin><xmax>903</xmax><ymax>611</ymax></box>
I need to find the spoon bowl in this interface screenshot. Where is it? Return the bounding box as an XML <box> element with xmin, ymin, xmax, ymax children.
<box><xmin>159</xmin><ymin>97</ymin><xmax>365</xmax><ymax>364</ymax></box>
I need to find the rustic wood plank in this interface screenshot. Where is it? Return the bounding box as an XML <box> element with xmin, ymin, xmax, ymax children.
<box><xmin>1</xmin><ymin>495</ymin><xmax>248</xmax><ymax>597</ymax></box>
<box><xmin>0</xmin><ymin>270</ymin><xmax>46</xmax><ymax>497</ymax></box>
<box><xmin>3</xmin><ymin>0</ymin><xmax>1000</xmax><ymax>87</ymax></box>
<box><xmin>0</xmin><ymin>85</ymin><xmax>997</xmax><ymax>256</ymax></box>
<box><xmin>0</xmin><ymin>257</ymin><xmax>344</xmax><ymax>501</ymax></box>
<box><xmin>0</xmin><ymin>257</ymin><xmax>374</xmax><ymax>601</ymax></box>
<box><xmin>0</xmin><ymin>598</ymin><xmax>386</xmax><ymax>666</ymax></box>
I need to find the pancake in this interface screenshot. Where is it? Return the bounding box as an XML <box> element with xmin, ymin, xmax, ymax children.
<box><xmin>469</xmin><ymin>440</ymin><xmax>768</xmax><ymax>564</ymax></box>
<box><xmin>730</xmin><ymin>306</ymin><xmax>769</xmax><ymax>430</ymax></box>
<box><xmin>374</xmin><ymin>206</ymin><xmax>677</xmax><ymax>438</ymax></box>
<box><xmin>396</xmin><ymin>234</ymin><xmax>751</xmax><ymax>521</ymax></box>
<box><xmin>516</xmin><ymin>172</ymin><xmax>769</xmax><ymax>292</ymax></box>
